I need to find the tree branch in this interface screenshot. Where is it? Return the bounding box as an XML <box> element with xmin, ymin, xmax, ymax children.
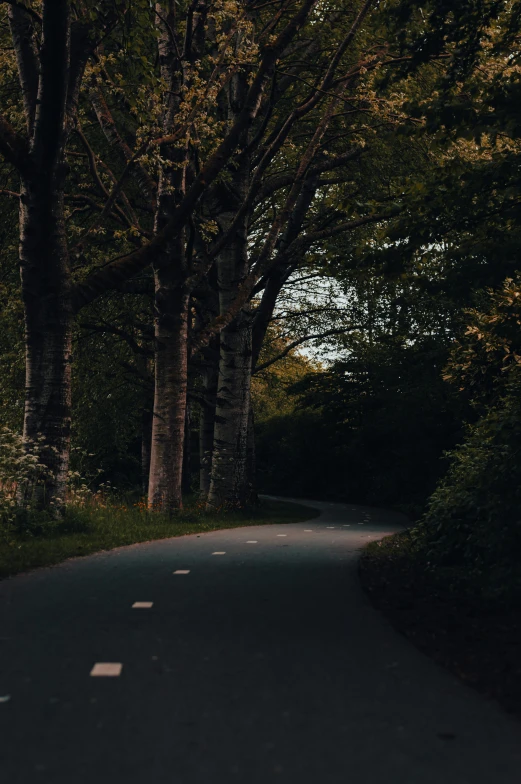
<box><xmin>1</xmin><ymin>0</ymin><xmax>41</xmax><ymax>24</ymax></box>
<box><xmin>192</xmin><ymin>209</ymin><xmax>396</xmax><ymax>358</ymax></box>
<box><xmin>0</xmin><ymin>114</ymin><xmax>29</xmax><ymax>174</ymax></box>
<box><xmin>90</xmin><ymin>87</ymin><xmax>157</xmax><ymax>208</ymax></box>
<box><xmin>71</xmin><ymin>0</ymin><xmax>320</xmax><ymax>312</ymax></box>
<box><xmin>79</xmin><ymin>321</ymin><xmax>153</xmax><ymax>357</ymax></box>
<box><xmin>7</xmin><ymin>5</ymin><xmax>38</xmax><ymax>134</ymax></box>
<box><xmin>32</xmin><ymin>0</ymin><xmax>70</xmax><ymax>174</ymax></box>
<box><xmin>67</xmin><ymin>20</ymin><xmax>95</xmax><ymax>131</ymax></box>
<box><xmin>254</xmin><ymin>328</ymin><xmax>354</xmax><ymax>373</ymax></box>
<box><xmin>210</xmin><ymin>4</ymin><xmax>377</xmax><ymax>261</ymax></box>
<box><xmin>255</xmin><ymin>147</ymin><xmax>366</xmax><ymax>203</ymax></box>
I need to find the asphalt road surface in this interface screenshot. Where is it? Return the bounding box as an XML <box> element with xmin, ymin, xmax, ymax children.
<box><xmin>1</xmin><ymin>497</ymin><xmax>521</xmax><ymax>783</ymax></box>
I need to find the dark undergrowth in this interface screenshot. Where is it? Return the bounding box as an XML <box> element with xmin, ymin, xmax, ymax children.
<box><xmin>360</xmin><ymin>532</ymin><xmax>521</xmax><ymax>720</ymax></box>
<box><xmin>0</xmin><ymin>498</ymin><xmax>318</xmax><ymax>581</ymax></box>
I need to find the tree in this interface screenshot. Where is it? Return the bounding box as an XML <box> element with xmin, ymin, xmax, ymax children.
<box><xmin>4</xmin><ymin>2</ymin><xmax>104</xmax><ymax>508</ymax></box>
<box><xmin>0</xmin><ymin>0</ymin><xmax>338</xmax><ymax>512</ymax></box>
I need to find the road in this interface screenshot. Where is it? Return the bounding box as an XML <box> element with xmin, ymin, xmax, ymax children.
<box><xmin>0</xmin><ymin>497</ymin><xmax>520</xmax><ymax>783</ymax></box>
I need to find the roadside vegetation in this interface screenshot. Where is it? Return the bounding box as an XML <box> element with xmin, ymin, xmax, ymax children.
<box><xmin>0</xmin><ymin>493</ymin><xmax>316</xmax><ymax>580</ymax></box>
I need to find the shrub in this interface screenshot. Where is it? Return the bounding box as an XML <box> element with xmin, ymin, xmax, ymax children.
<box><xmin>417</xmin><ymin>358</ymin><xmax>521</xmax><ymax>601</ymax></box>
<box><xmin>0</xmin><ymin>429</ymin><xmax>109</xmax><ymax>541</ymax></box>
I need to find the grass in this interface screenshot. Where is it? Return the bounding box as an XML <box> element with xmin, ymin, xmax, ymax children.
<box><xmin>0</xmin><ymin>498</ymin><xmax>318</xmax><ymax>581</ymax></box>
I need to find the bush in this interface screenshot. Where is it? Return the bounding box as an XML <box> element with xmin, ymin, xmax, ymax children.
<box><xmin>0</xmin><ymin>428</ymin><xmax>52</xmax><ymax>539</ymax></box>
<box><xmin>0</xmin><ymin>429</ymin><xmax>110</xmax><ymax>541</ymax></box>
<box><xmin>416</xmin><ymin>371</ymin><xmax>521</xmax><ymax>600</ymax></box>
<box><xmin>410</xmin><ymin>278</ymin><xmax>521</xmax><ymax>602</ymax></box>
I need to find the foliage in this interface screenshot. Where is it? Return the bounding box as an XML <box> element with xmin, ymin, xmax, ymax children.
<box><xmin>255</xmin><ymin>266</ymin><xmax>466</xmax><ymax>513</ymax></box>
<box><xmin>0</xmin><ymin>428</ymin><xmax>57</xmax><ymax>538</ymax></box>
<box><xmin>418</xmin><ymin>378</ymin><xmax>521</xmax><ymax>601</ymax></box>
<box><xmin>72</xmin><ymin>302</ymin><xmax>151</xmax><ymax>488</ymax></box>
<box><xmin>251</xmin><ymin>324</ymin><xmax>320</xmax><ymax>421</ymax></box>
<box><xmin>413</xmin><ymin>280</ymin><xmax>521</xmax><ymax>600</ymax></box>
<box><xmin>330</xmin><ymin>0</ymin><xmax>521</xmax><ymax>603</ymax></box>
<box><xmin>257</xmin><ymin>336</ymin><xmax>463</xmax><ymax>512</ymax></box>
<box><xmin>0</xmin><ymin>285</ymin><xmax>24</xmax><ymax>431</ymax></box>
<box><xmin>0</xmin><ymin>428</ymin><xmax>115</xmax><ymax>541</ymax></box>
<box><xmin>444</xmin><ymin>276</ymin><xmax>521</xmax><ymax>407</ymax></box>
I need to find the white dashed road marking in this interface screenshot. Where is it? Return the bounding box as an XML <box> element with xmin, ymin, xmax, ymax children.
<box><xmin>132</xmin><ymin>602</ymin><xmax>153</xmax><ymax>609</ymax></box>
<box><xmin>276</xmin><ymin>534</ymin><xmax>287</xmax><ymax>537</ymax></box>
<box><xmin>326</xmin><ymin>527</ymin><xmax>335</xmax><ymax>529</ymax></box>
<box><xmin>173</xmin><ymin>570</ymin><xmax>190</xmax><ymax>575</ymax></box>
<box><xmin>90</xmin><ymin>663</ymin><xmax>122</xmax><ymax>677</ymax></box>
<box><xmin>212</xmin><ymin>552</ymin><xmax>226</xmax><ymax>555</ymax></box>
<box><xmin>246</xmin><ymin>541</ymin><xmax>258</xmax><ymax>544</ymax></box>
<box><xmin>304</xmin><ymin>529</ymin><xmax>313</xmax><ymax>532</ymax></box>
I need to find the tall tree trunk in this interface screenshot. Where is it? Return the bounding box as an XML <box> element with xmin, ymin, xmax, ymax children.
<box><xmin>199</xmin><ymin>339</ymin><xmax>219</xmax><ymax>497</ymax></box>
<box><xmin>147</xmin><ymin>5</ymin><xmax>190</xmax><ymax>513</ymax></box>
<box><xmin>245</xmin><ymin>405</ymin><xmax>258</xmax><ymax>504</ymax></box>
<box><xmin>207</xmin><ymin>308</ymin><xmax>253</xmax><ymax>509</ymax></box>
<box><xmin>207</xmin><ymin>67</ymin><xmax>253</xmax><ymax>509</ymax></box>
<box><xmin>141</xmin><ymin>403</ymin><xmax>152</xmax><ymax>495</ymax></box>
<box><xmin>206</xmin><ymin>181</ymin><xmax>253</xmax><ymax>508</ymax></box>
<box><xmin>7</xmin><ymin>2</ymin><xmax>76</xmax><ymax>512</ymax></box>
<box><xmin>19</xmin><ymin>180</ymin><xmax>72</xmax><ymax>510</ymax></box>
<box><xmin>182</xmin><ymin>401</ymin><xmax>192</xmax><ymax>495</ymax></box>
<box><xmin>148</xmin><ymin>267</ymin><xmax>189</xmax><ymax>513</ymax></box>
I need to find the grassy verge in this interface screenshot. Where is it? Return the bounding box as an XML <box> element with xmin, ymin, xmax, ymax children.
<box><xmin>0</xmin><ymin>498</ymin><xmax>318</xmax><ymax>581</ymax></box>
<box><xmin>360</xmin><ymin>531</ymin><xmax>521</xmax><ymax>719</ymax></box>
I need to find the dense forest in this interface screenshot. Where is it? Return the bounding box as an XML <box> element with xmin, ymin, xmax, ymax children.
<box><xmin>1</xmin><ymin>0</ymin><xmax>521</xmax><ymax>599</ymax></box>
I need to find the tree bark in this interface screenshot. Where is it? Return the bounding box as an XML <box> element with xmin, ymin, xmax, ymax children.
<box><xmin>147</xmin><ymin>4</ymin><xmax>190</xmax><ymax>514</ymax></box>
<box><xmin>19</xmin><ymin>179</ymin><xmax>72</xmax><ymax>509</ymax></box>
<box><xmin>148</xmin><ymin>266</ymin><xmax>189</xmax><ymax>513</ymax></box>
<box><xmin>6</xmin><ymin>2</ymin><xmax>99</xmax><ymax>512</ymax></box>
<box><xmin>182</xmin><ymin>401</ymin><xmax>193</xmax><ymax>495</ymax></box>
<box><xmin>11</xmin><ymin>1</ymin><xmax>75</xmax><ymax>511</ymax></box>
<box><xmin>245</xmin><ymin>405</ymin><xmax>258</xmax><ymax>504</ymax></box>
<box><xmin>206</xmin><ymin>145</ymin><xmax>253</xmax><ymax>507</ymax></box>
<box><xmin>206</xmin><ymin>64</ymin><xmax>254</xmax><ymax>510</ymax></box>
<box><xmin>207</xmin><ymin>308</ymin><xmax>253</xmax><ymax>509</ymax></box>
<box><xmin>198</xmin><ymin>339</ymin><xmax>219</xmax><ymax>497</ymax></box>
<box><xmin>141</xmin><ymin>403</ymin><xmax>153</xmax><ymax>495</ymax></box>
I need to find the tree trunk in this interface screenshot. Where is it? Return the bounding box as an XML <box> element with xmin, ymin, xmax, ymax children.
<box><xmin>206</xmin><ymin>69</ymin><xmax>253</xmax><ymax>510</ymax></box>
<box><xmin>245</xmin><ymin>405</ymin><xmax>258</xmax><ymax>504</ymax></box>
<box><xmin>141</xmin><ymin>403</ymin><xmax>152</xmax><ymax>495</ymax></box>
<box><xmin>19</xmin><ymin>180</ymin><xmax>72</xmax><ymax>510</ymax></box>
<box><xmin>199</xmin><ymin>339</ymin><xmax>219</xmax><ymax>497</ymax></box>
<box><xmin>148</xmin><ymin>266</ymin><xmax>189</xmax><ymax>513</ymax></box>
<box><xmin>182</xmin><ymin>401</ymin><xmax>192</xmax><ymax>495</ymax></box>
<box><xmin>207</xmin><ymin>309</ymin><xmax>253</xmax><ymax>509</ymax></box>
<box><xmin>146</xmin><ymin>5</ymin><xmax>190</xmax><ymax>514</ymax></box>
<box><xmin>206</xmin><ymin>213</ymin><xmax>253</xmax><ymax>509</ymax></box>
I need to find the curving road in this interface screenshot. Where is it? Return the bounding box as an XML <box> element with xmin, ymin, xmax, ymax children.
<box><xmin>1</xmin><ymin>498</ymin><xmax>520</xmax><ymax>783</ymax></box>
